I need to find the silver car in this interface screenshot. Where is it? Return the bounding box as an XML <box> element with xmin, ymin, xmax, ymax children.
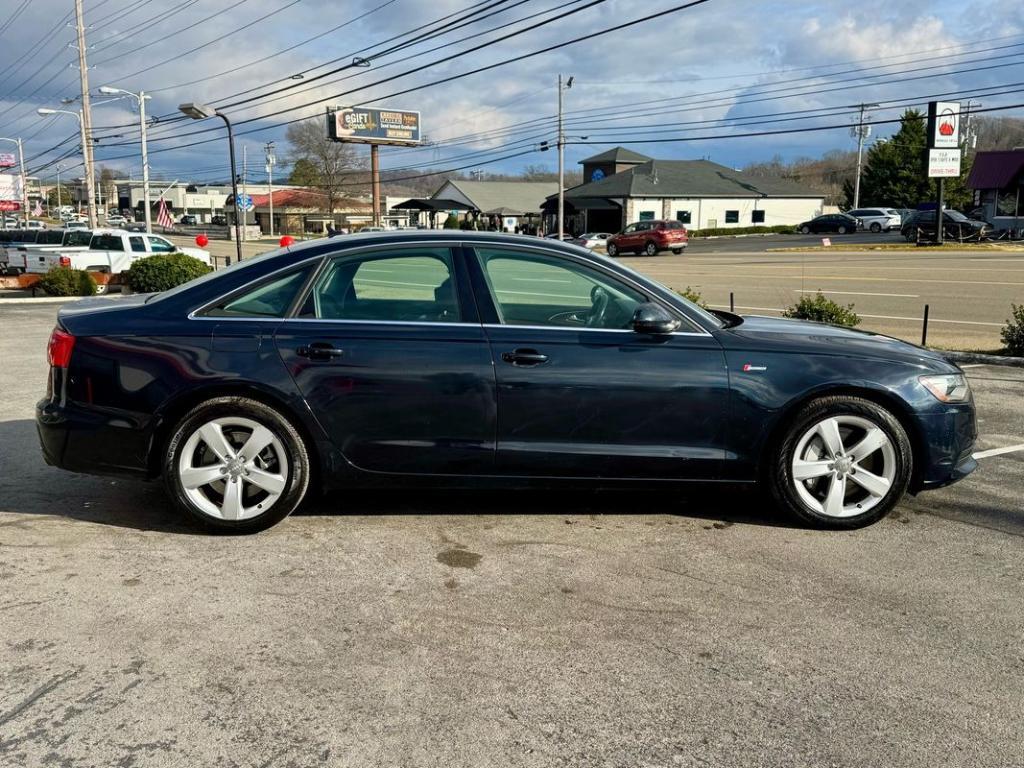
<box><xmin>571</xmin><ymin>232</ymin><xmax>612</xmax><ymax>249</ymax></box>
<box><xmin>846</xmin><ymin>208</ymin><xmax>901</xmax><ymax>233</ymax></box>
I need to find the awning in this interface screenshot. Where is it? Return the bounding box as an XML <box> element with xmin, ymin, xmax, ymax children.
<box><xmin>967</xmin><ymin>151</ymin><xmax>1024</xmax><ymax>190</ymax></box>
<box><xmin>483</xmin><ymin>206</ymin><xmax>525</xmax><ymax>216</ymax></box>
<box><xmin>540</xmin><ymin>196</ymin><xmax>622</xmax><ymax>213</ymax></box>
<box><xmin>392</xmin><ymin>198</ymin><xmax>474</xmax><ymax>211</ymax></box>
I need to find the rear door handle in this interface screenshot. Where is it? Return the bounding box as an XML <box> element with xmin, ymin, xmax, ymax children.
<box><xmin>297</xmin><ymin>342</ymin><xmax>344</xmax><ymax>361</ymax></box>
<box><xmin>501</xmin><ymin>348</ymin><xmax>549</xmax><ymax>366</ymax></box>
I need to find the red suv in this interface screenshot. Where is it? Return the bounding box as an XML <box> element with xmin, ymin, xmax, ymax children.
<box><xmin>606</xmin><ymin>219</ymin><xmax>688</xmax><ymax>257</ymax></box>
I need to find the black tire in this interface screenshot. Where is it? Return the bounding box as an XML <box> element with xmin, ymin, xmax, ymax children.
<box><xmin>644</xmin><ymin>241</ymin><xmax>658</xmax><ymax>257</ymax></box>
<box><xmin>767</xmin><ymin>396</ymin><xmax>912</xmax><ymax>529</ymax></box>
<box><xmin>800</xmin><ymin>225</ymin><xmax>811</xmax><ymax>235</ymax></box>
<box><xmin>837</xmin><ymin>225</ymin><xmax>848</xmax><ymax>235</ymax></box>
<box><xmin>606</xmin><ymin>242</ymin><xmax>618</xmax><ymax>258</ymax></box>
<box><xmin>672</xmin><ymin>248</ymin><xmax>683</xmax><ymax>255</ymax></box>
<box><xmin>163</xmin><ymin>396</ymin><xmax>311</xmax><ymax>534</ymax></box>
<box><xmin>869</xmin><ymin>222</ymin><xmax>882</xmax><ymax>233</ymax></box>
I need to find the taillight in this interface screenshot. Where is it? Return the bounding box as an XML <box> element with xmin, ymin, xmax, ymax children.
<box><xmin>47</xmin><ymin>328</ymin><xmax>75</xmax><ymax>368</ymax></box>
<box><xmin>59</xmin><ymin>256</ymin><xmax>71</xmax><ymax>267</ymax></box>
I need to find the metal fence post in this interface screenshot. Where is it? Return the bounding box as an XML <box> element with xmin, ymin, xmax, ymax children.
<box><xmin>921</xmin><ymin>304</ymin><xmax>930</xmax><ymax>346</ymax></box>
<box><xmin>730</xmin><ymin>292</ymin><xmax>735</xmax><ymax>312</ymax></box>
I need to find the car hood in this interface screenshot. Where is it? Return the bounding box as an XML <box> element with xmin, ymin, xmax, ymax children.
<box><xmin>723</xmin><ymin>314</ymin><xmax>956</xmax><ymax>368</ymax></box>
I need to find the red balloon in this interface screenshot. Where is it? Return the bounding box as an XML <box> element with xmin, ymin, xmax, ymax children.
<box><xmin>279</xmin><ymin>235</ymin><xmax>295</xmax><ymax>248</ymax></box>
<box><xmin>195</xmin><ymin>234</ymin><xmax>209</xmax><ymax>248</ymax></box>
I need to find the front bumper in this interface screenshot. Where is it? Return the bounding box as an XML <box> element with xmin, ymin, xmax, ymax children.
<box><xmin>911</xmin><ymin>401</ymin><xmax>978</xmax><ymax>493</ymax></box>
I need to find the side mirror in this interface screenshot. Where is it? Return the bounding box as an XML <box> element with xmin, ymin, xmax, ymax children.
<box><xmin>632</xmin><ymin>302</ymin><xmax>680</xmax><ymax>335</ymax></box>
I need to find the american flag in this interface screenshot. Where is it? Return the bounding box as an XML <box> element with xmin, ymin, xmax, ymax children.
<box><xmin>156</xmin><ymin>197</ymin><xmax>173</xmax><ymax>229</ymax></box>
<box><xmin>32</xmin><ymin>200</ymin><xmax>43</xmax><ymax>217</ymax></box>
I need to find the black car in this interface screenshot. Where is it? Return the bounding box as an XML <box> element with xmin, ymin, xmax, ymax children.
<box><xmin>180</xmin><ymin>214</ymin><xmax>198</xmax><ymax>226</ymax></box>
<box><xmin>37</xmin><ymin>231</ymin><xmax>976</xmax><ymax>533</ymax></box>
<box><xmin>797</xmin><ymin>214</ymin><xmax>860</xmax><ymax>235</ymax></box>
<box><xmin>900</xmin><ymin>210</ymin><xmax>990</xmax><ymax>242</ymax></box>
<box><xmin>211</xmin><ymin>215</ymin><xmax>228</xmax><ymax>226</ymax></box>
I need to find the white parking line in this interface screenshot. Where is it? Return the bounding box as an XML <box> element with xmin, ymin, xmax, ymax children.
<box><xmin>960</xmin><ymin>364</ymin><xmax>986</xmax><ymax>368</ymax></box>
<box><xmin>972</xmin><ymin>443</ymin><xmax>1024</xmax><ymax>460</ymax></box>
<box><xmin>794</xmin><ymin>289</ymin><xmax>919</xmax><ymax>298</ymax></box>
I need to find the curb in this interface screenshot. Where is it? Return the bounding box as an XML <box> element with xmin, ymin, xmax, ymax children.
<box><xmin>0</xmin><ymin>295</ymin><xmax>89</xmax><ymax>304</ymax></box>
<box><xmin>938</xmin><ymin>350</ymin><xmax>1024</xmax><ymax>368</ymax></box>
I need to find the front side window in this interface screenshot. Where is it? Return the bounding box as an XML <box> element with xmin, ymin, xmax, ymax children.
<box><xmin>207</xmin><ymin>267</ymin><xmax>313</xmax><ymax>318</ymax></box>
<box><xmin>299</xmin><ymin>247</ymin><xmax>460</xmax><ymax>323</ymax></box>
<box><xmin>725</xmin><ymin>210</ymin><xmax>740</xmax><ymax>224</ymax></box>
<box><xmin>475</xmin><ymin>248</ymin><xmax>647</xmax><ymax>330</ymax></box>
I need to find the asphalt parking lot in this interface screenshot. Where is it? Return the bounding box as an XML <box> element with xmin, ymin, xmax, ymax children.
<box><xmin>1</xmin><ymin>301</ymin><xmax>1023</xmax><ymax>767</ymax></box>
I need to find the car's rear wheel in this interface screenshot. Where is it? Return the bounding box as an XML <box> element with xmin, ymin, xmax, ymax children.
<box><xmin>768</xmin><ymin>396</ymin><xmax>912</xmax><ymax>528</ymax></box>
<box><xmin>606</xmin><ymin>242</ymin><xmax>618</xmax><ymax>257</ymax></box>
<box><xmin>800</xmin><ymin>225</ymin><xmax>811</xmax><ymax>234</ymax></box>
<box><xmin>672</xmin><ymin>248</ymin><xmax>683</xmax><ymax>255</ymax></box>
<box><xmin>870</xmin><ymin>222</ymin><xmax>882</xmax><ymax>233</ymax></box>
<box><xmin>644</xmin><ymin>241</ymin><xmax>658</xmax><ymax>256</ymax></box>
<box><xmin>164</xmin><ymin>397</ymin><xmax>310</xmax><ymax>533</ymax></box>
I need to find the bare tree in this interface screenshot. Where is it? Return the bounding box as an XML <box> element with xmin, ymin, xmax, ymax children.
<box><xmin>285</xmin><ymin>118</ymin><xmax>366</xmax><ymax>211</ymax></box>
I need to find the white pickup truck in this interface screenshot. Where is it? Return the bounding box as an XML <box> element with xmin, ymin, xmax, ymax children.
<box><xmin>19</xmin><ymin>229</ymin><xmax>211</xmax><ymax>275</ymax></box>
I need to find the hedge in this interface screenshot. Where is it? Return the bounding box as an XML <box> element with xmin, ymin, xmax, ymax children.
<box><xmin>783</xmin><ymin>291</ymin><xmax>860</xmax><ymax>327</ymax></box>
<box><xmin>1002</xmin><ymin>304</ymin><xmax>1024</xmax><ymax>356</ymax></box>
<box><xmin>123</xmin><ymin>253</ymin><xmax>212</xmax><ymax>293</ymax></box>
<box><xmin>687</xmin><ymin>225</ymin><xmax>795</xmax><ymax>238</ymax></box>
<box><xmin>38</xmin><ymin>267</ymin><xmax>97</xmax><ymax>297</ymax></box>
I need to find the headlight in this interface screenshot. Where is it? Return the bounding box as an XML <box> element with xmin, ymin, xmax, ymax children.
<box><xmin>919</xmin><ymin>374</ymin><xmax>971</xmax><ymax>403</ymax></box>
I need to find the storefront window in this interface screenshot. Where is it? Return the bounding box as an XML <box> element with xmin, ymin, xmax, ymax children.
<box><xmin>676</xmin><ymin>210</ymin><xmax>691</xmax><ymax>224</ymax></box>
<box><xmin>638</xmin><ymin>210</ymin><xmax>655</xmax><ymax>221</ymax></box>
<box><xmin>751</xmin><ymin>210</ymin><xmax>766</xmax><ymax>224</ymax></box>
<box><xmin>725</xmin><ymin>210</ymin><xmax>739</xmax><ymax>224</ymax></box>
<box><xmin>996</xmin><ymin>188</ymin><xmax>1022</xmax><ymax>217</ymax></box>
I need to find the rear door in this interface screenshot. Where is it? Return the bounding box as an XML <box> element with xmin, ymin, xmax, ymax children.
<box><xmin>274</xmin><ymin>243</ymin><xmax>497</xmax><ymax>475</ymax></box>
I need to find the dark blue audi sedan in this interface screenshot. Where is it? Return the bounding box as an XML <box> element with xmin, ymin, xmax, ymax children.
<box><xmin>37</xmin><ymin>231</ymin><xmax>976</xmax><ymax>532</ymax></box>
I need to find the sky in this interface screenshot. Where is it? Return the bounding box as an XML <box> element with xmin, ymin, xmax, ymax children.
<box><xmin>1</xmin><ymin>0</ymin><xmax>1022</xmax><ymax>186</ymax></box>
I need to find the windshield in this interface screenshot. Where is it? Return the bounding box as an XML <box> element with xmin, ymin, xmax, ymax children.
<box><xmin>945</xmin><ymin>210</ymin><xmax>969</xmax><ymax>222</ymax></box>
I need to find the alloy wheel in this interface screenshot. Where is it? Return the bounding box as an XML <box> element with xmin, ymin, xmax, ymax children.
<box><xmin>790</xmin><ymin>415</ymin><xmax>896</xmax><ymax>518</ymax></box>
<box><xmin>177</xmin><ymin>417</ymin><xmax>289</xmax><ymax>521</ymax></box>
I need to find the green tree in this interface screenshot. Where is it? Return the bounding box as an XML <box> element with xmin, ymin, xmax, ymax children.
<box><xmin>288</xmin><ymin>157</ymin><xmax>322</xmax><ymax>187</ymax></box>
<box><xmin>285</xmin><ymin>118</ymin><xmax>365</xmax><ymax>212</ymax></box>
<box><xmin>46</xmin><ymin>184</ymin><xmax>71</xmax><ymax>208</ymax></box>
<box><xmin>848</xmin><ymin>109</ymin><xmax>931</xmax><ymax>209</ymax></box>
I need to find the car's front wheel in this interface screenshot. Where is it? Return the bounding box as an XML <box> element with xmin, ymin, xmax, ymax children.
<box><xmin>164</xmin><ymin>397</ymin><xmax>311</xmax><ymax>533</ymax></box>
<box><xmin>837</xmin><ymin>225</ymin><xmax>848</xmax><ymax>234</ymax></box>
<box><xmin>768</xmin><ymin>396</ymin><xmax>912</xmax><ymax>528</ymax></box>
<box><xmin>800</xmin><ymin>225</ymin><xmax>811</xmax><ymax>234</ymax></box>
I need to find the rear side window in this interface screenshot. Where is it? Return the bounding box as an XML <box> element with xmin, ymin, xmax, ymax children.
<box><xmin>92</xmin><ymin>234</ymin><xmax>124</xmax><ymax>251</ymax></box>
<box><xmin>298</xmin><ymin>247</ymin><xmax>460</xmax><ymax>323</ymax></box>
<box><xmin>206</xmin><ymin>267</ymin><xmax>313</xmax><ymax>318</ymax></box>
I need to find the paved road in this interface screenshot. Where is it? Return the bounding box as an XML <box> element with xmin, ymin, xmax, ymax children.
<box><xmin>2</xmin><ymin>303</ymin><xmax>1023</xmax><ymax>767</ymax></box>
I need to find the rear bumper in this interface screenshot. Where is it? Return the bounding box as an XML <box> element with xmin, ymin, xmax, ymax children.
<box><xmin>37</xmin><ymin>397</ymin><xmax>153</xmax><ymax>479</ymax></box>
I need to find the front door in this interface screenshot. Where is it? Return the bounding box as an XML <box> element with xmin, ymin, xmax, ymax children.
<box><xmin>274</xmin><ymin>244</ymin><xmax>496</xmax><ymax>475</ymax></box>
<box><xmin>466</xmin><ymin>245</ymin><xmax>729</xmax><ymax>480</ymax></box>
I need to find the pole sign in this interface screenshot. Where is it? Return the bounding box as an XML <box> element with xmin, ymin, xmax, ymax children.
<box><xmin>327</xmin><ymin>107</ymin><xmax>421</xmax><ymax>146</ymax></box>
<box><xmin>928</xmin><ymin>101</ymin><xmax>960</xmax><ymax>149</ymax></box>
<box><xmin>0</xmin><ymin>201</ymin><xmax>21</xmax><ymax>212</ymax></box>
<box><xmin>236</xmin><ymin>194</ymin><xmax>254</xmax><ymax>212</ymax></box>
<box><xmin>927</xmin><ymin>148</ymin><xmax>962</xmax><ymax>178</ymax></box>
<box><xmin>0</xmin><ymin>153</ymin><xmax>16</xmax><ymax>169</ymax></box>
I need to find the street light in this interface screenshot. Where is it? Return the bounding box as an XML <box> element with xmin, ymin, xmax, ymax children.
<box><xmin>178</xmin><ymin>102</ymin><xmax>242</xmax><ymax>264</ymax></box>
<box><xmin>557</xmin><ymin>74</ymin><xmax>574</xmax><ymax>240</ymax></box>
<box><xmin>37</xmin><ymin>107</ymin><xmax>97</xmax><ymax>228</ymax></box>
<box><xmin>99</xmin><ymin>85</ymin><xmax>153</xmax><ymax>233</ymax></box>
<box><xmin>0</xmin><ymin>136</ymin><xmax>29</xmax><ymax>226</ymax></box>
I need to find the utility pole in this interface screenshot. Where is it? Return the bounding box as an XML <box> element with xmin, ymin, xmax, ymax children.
<box><xmin>56</xmin><ymin>164</ymin><xmax>62</xmax><ymax>213</ymax></box>
<box><xmin>851</xmin><ymin>102</ymin><xmax>878</xmax><ymax>210</ymax></box>
<box><xmin>371</xmin><ymin>144</ymin><xmax>381</xmax><ymax>226</ymax></box>
<box><xmin>264</xmin><ymin>141</ymin><xmax>275</xmax><ymax>238</ymax></box>
<box><xmin>73</xmin><ymin>0</ymin><xmax>97</xmax><ymax>228</ymax></box>
<box><xmin>557</xmin><ymin>74</ymin><xmax>573</xmax><ymax>239</ymax></box>
<box><xmin>241</xmin><ymin>144</ymin><xmax>247</xmax><ymax>241</ymax></box>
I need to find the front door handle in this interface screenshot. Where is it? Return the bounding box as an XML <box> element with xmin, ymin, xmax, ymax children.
<box><xmin>297</xmin><ymin>342</ymin><xmax>344</xmax><ymax>361</ymax></box>
<box><xmin>501</xmin><ymin>348</ymin><xmax>549</xmax><ymax>367</ymax></box>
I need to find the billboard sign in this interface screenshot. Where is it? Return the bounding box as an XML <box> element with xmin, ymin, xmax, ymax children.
<box><xmin>0</xmin><ymin>153</ymin><xmax>16</xmax><ymax>169</ymax></box>
<box><xmin>327</xmin><ymin>107</ymin><xmax>421</xmax><ymax>146</ymax></box>
<box><xmin>927</xmin><ymin>148</ymin><xmax>962</xmax><ymax>178</ymax></box>
<box><xmin>0</xmin><ymin>173</ymin><xmax>23</xmax><ymax>201</ymax></box>
<box><xmin>928</xmin><ymin>101</ymin><xmax>960</xmax><ymax>149</ymax></box>
<box><xmin>0</xmin><ymin>200</ymin><xmax>21</xmax><ymax>212</ymax></box>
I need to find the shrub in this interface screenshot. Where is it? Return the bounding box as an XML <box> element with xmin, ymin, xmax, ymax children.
<box><xmin>1001</xmin><ymin>303</ymin><xmax>1024</xmax><ymax>356</ymax></box>
<box><xmin>123</xmin><ymin>253</ymin><xmax>212</xmax><ymax>293</ymax></box>
<box><xmin>783</xmin><ymin>291</ymin><xmax>860</xmax><ymax>327</ymax></box>
<box><xmin>688</xmin><ymin>225</ymin><xmax>795</xmax><ymax>238</ymax></box>
<box><xmin>443</xmin><ymin>214</ymin><xmax>460</xmax><ymax>229</ymax></box>
<box><xmin>38</xmin><ymin>267</ymin><xmax>97</xmax><ymax>297</ymax></box>
<box><xmin>676</xmin><ymin>286</ymin><xmax>709</xmax><ymax>309</ymax></box>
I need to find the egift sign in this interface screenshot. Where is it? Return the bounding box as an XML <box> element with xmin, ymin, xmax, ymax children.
<box><xmin>928</xmin><ymin>102</ymin><xmax>960</xmax><ymax>149</ymax></box>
